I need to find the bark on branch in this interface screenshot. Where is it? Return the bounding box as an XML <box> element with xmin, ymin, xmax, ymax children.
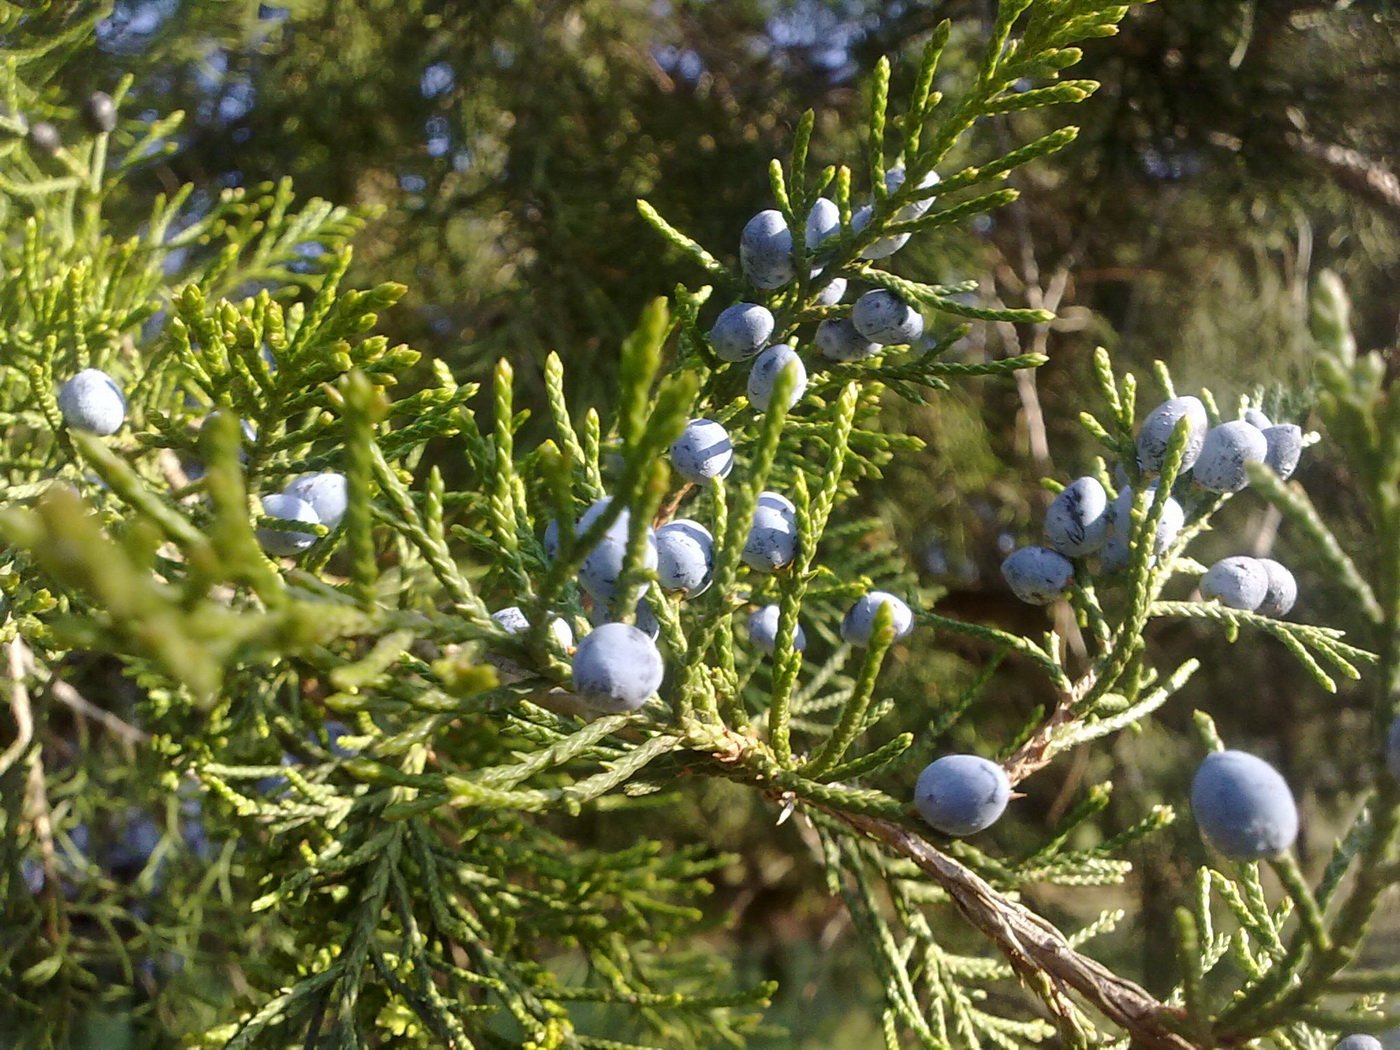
<box><xmin>829</xmin><ymin>807</ymin><xmax>1196</xmax><ymax>1050</ymax></box>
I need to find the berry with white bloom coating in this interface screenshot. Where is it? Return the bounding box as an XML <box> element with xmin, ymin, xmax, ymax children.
<box><xmin>1256</xmin><ymin>558</ymin><xmax>1298</xmax><ymax>617</ymax></box>
<box><xmin>1243</xmin><ymin>407</ymin><xmax>1272</xmax><ymax>430</ymax></box>
<box><xmin>58</xmin><ymin>369</ymin><xmax>126</xmax><ymax>436</ymax></box>
<box><xmin>655</xmin><ymin>519</ymin><xmax>714</xmax><ymax>596</ymax></box>
<box><xmin>742</xmin><ymin>506</ymin><xmax>798</xmax><ymax>573</ymax></box>
<box><xmin>840</xmin><ymin>591</ymin><xmax>914</xmax><ymax>646</ymax></box>
<box><xmin>575</xmin><ymin>499</ymin><xmax>659</xmax><ymax>602</ymax></box>
<box><xmin>669</xmin><ymin>419</ymin><xmax>734</xmax><ymax>483</ymax></box>
<box><xmin>1200</xmin><ymin>556</ymin><xmax>1269</xmax><ymax>611</ymax></box>
<box><xmin>285</xmin><ymin>472</ymin><xmax>349</xmax><ymax>531</ymax></box>
<box><xmin>914</xmin><ymin>755</ymin><xmax>1010</xmax><ymax>837</ymax></box>
<box><xmin>850</xmin><ymin>203</ymin><xmax>908</xmax><ymax>259</ymax></box>
<box><xmin>851</xmin><ymin>290</ymin><xmax>923</xmax><ymax>345</ymax></box>
<box><xmin>258</xmin><ymin>493</ymin><xmax>320</xmax><ymax>556</ymax></box>
<box><xmin>571</xmin><ymin>622</ymin><xmax>664</xmax><ymax>713</ymax></box>
<box><xmin>1001</xmin><ymin>546</ymin><xmax>1075</xmax><ymax>605</ymax></box>
<box><xmin>813</xmin><ymin>277</ymin><xmax>847</xmax><ymax>306</ymax></box>
<box><xmin>804</xmin><ymin>197</ymin><xmax>840</xmax><ymax>254</ymax></box>
<box><xmin>1099</xmin><ymin>532</ymin><xmax>1131</xmax><ymax>574</ymax></box>
<box><xmin>1194</xmin><ymin>421</ymin><xmax>1269</xmax><ymax>493</ymax></box>
<box><xmin>888</xmin><ymin>167</ymin><xmax>941</xmax><ymax>222</ymax></box>
<box><xmin>739</xmin><ymin>209</ymin><xmax>795</xmax><ymax>289</ymax></box>
<box><xmin>816</xmin><ymin>318</ymin><xmax>881</xmax><ymax>362</ymax></box>
<box><xmin>851</xmin><ymin>168</ymin><xmax>940</xmax><ymax>258</ymax></box>
<box><xmin>709</xmin><ymin>303</ymin><xmax>775</xmax><ymax>362</ymax></box>
<box><xmin>590</xmin><ymin>598</ymin><xmax>659</xmax><ymax>640</ymax></box>
<box><xmin>28</xmin><ymin>121</ymin><xmax>60</xmax><ymax>155</ymax></box>
<box><xmin>1045</xmin><ymin>476</ymin><xmax>1110</xmax><ymax>557</ymax></box>
<box><xmin>748</xmin><ymin>604</ymin><xmax>806</xmax><ymax>655</ymax></box>
<box><xmin>1112</xmin><ymin>486</ymin><xmax>1185</xmax><ymax>555</ymax></box>
<box><xmin>1262</xmin><ymin>424</ymin><xmax>1303</xmax><ymax>480</ymax></box>
<box><xmin>1137</xmin><ymin>396</ymin><xmax>1208</xmax><ymax>474</ymax></box>
<box><xmin>84</xmin><ymin>91</ymin><xmax>117</xmax><ymax>134</ymax></box>
<box><xmin>747</xmin><ymin>345</ymin><xmax>807</xmax><ymax>413</ymax></box>
<box><xmin>1191</xmin><ymin>750</ymin><xmax>1298</xmax><ymax>859</ymax></box>
<box><xmin>492</xmin><ymin>606</ymin><xmax>575</xmax><ymax>649</ymax></box>
<box><xmin>756</xmin><ymin>491</ymin><xmax>797</xmax><ymax>522</ymax></box>
<box><xmin>1333</xmin><ymin>1037</ymin><xmax>1383</xmax><ymax>1050</ymax></box>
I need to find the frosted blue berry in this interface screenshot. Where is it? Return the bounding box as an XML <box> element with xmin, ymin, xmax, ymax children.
<box><xmin>575</xmin><ymin>498</ymin><xmax>659</xmax><ymax>602</ymax></box>
<box><xmin>1200</xmin><ymin>556</ymin><xmax>1268</xmax><ymax>611</ymax></box>
<box><xmin>888</xmin><ymin>167</ymin><xmax>940</xmax><ymax>222</ymax></box>
<box><xmin>816</xmin><ymin>318</ymin><xmax>880</xmax><ymax>362</ymax></box>
<box><xmin>1098</xmin><ymin>532</ymin><xmax>1131</xmax><ymax>574</ymax></box>
<box><xmin>1333</xmin><ymin>1037</ymin><xmax>1383</xmax><ymax>1050</ymax></box>
<box><xmin>1045</xmin><ymin>476</ymin><xmax>1110</xmax><ymax>557</ymax></box>
<box><xmin>670</xmin><ymin>419</ymin><xmax>734</xmax><ymax>483</ymax></box>
<box><xmin>1137</xmin><ymin>396</ymin><xmax>1208</xmax><ymax>474</ymax></box>
<box><xmin>804</xmin><ymin>197</ymin><xmax>840</xmax><ymax>254</ymax></box>
<box><xmin>58</xmin><ymin>368</ymin><xmax>126</xmax><ymax>436</ymax></box>
<box><xmin>590</xmin><ymin>597</ymin><xmax>659</xmax><ymax>641</ymax></box>
<box><xmin>1194</xmin><ymin>421</ymin><xmax>1268</xmax><ymax>493</ymax></box>
<box><xmin>747</xmin><ymin>345</ymin><xmax>807</xmax><ymax>413</ymax></box>
<box><xmin>742</xmin><ymin>505</ymin><xmax>798</xmax><ymax>573</ymax></box>
<box><xmin>1112</xmin><ymin>486</ymin><xmax>1184</xmax><ymax>555</ymax></box>
<box><xmin>492</xmin><ymin>606</ymin><xmax>574</xmax><ymax>649</ymax></box>
<box><xmin>655</xmin><ymin>519</ymin><xmax>714</xmax><ymax>596</ymax></box>
<box><xmin>1256</xmin><ymin>558</ymin><xmax>1297</xmax><ymax>617</ymax></box>
<box><xmin>84</xmin><ymin>91</ymin><xmax>118</xmax><ymax>134</ymax></box>
<box><xmin>851</xmin><ymin>168</ymin><xmax>939</xmax><ymax>259</ymax></box>
<box><xmin>710</xmin><ymin>303</ymin><xmax>775</xmax><ymax>362</ymax></box>
<box><xmin>1191</xmin><ymin>750</ymin><xmax>1298</xmax><ymax>859</ymax></box>
<box><xmin>849</xmin><ymin>204</ymin><xmax>907</xmax><ymax>259</ymax></box>
<box><xmin>748</xmin><ymin>604</ymin><xmax>806</xmax><ymax>655</ymax></box>
<box><xmin>571</xmin><ymin>622</ymin><xmax>664</xmax><ymax>713</ymax></box>
<box><xmin>1001</xmin><ymin>546</ymin><xmax>1075</xmax><ymax>605</ymax></box>
<box><xmin>851</xmin><ymin>290</ymin><xmax>923</xmax><ymax>345</ymax></box>
<box><xmin>285</xmin><ymin>472</ymin><xmax>348</xmax><ymax>531</ymax></box>
<box><xmin>1262</xmin><ymin>424</ymin><xmax>1302</xmax><ymax>480</ymax></box>
<box><xmin>914</xmin><ymin>755</ymin><xmax>1010</xmax><ymax>837</ymax></box>
<box><xmin>258</xmin><ymin>492</ymin><xmax>319</xmax><ymax>556</ymax></box>
<box><xmin>813</xmin><ymin>277</ymin><xmax>848</xmax><ymax>306</ymax></box>
<box><xmin>756</xmin><ymin>491</ymin><xmax>796</xmax><ymax>521</ymax></box>
<box><xmin>841</xmin><ymin>591</ymin><xmax>914</xmax><ymax>646</ymax></box>
<box><xmin>740</xmin><ymin>209</ymin><xmax>795</xmax><ymax>289</ymax></box>
<box><xmin>1243</xmin><ymin>407</ymin><xmax>1272</xmax><ymax>430</ymax></box>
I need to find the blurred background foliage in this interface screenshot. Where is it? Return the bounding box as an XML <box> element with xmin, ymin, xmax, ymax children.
<box><xmin>11</xmin><ymin>0</ymin><xmax>1400</xmax><ymax>1044</ymax></box>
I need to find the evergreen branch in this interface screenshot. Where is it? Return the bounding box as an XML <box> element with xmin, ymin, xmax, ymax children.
<box><xmin>636</xmin><ymin>200</ymin><xmax>728</xmax><ymax>277</ymax></box>
<box><xmin>1245</xmin><ymin>462</ymin><xmax>1382</xmax><ymax>626</ymax></box>
<box><xmin>1147</xmin><ymin>601</ymin><xmax>1372</xmax><ymax>687</ymax></box>
<box><xmin>827</xmin><ymin>809</ymin><xmax>1194</xmax><ymax>1050</ymax></box>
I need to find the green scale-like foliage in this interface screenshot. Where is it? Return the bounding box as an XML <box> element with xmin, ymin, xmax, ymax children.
<box><xmin>3</xmin><ymin>2</ymin><xmax>1400</xmax><ymax>1049</ymax></box>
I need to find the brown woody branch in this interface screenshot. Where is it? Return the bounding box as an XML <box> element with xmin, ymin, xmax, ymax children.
<box><xmin>828</xmin><ymin>806</ymin><xmax>1196</xmax><ymax>1050</ymax></box>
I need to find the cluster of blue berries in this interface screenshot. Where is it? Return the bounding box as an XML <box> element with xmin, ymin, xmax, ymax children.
<box><xmin>711</xmin><ymin>169</ymin><xmax>938</xmax><ymax>415</ymax></box>
<box><xmin>548</xmin><ymin>414</ymin><xmax>926</xmax><ymax>716</ymax></box>
<box><xmin>257</xmin><ymin>472</ymin><xmax>348</xmax><ymax>557</ymax></box>
<box><xmin>1000</xmin><ymin>395</ymin><xmax>1306</xmax><ymax>607</ymax></box>
<box><xmin>17</xmin><ymin>91</ymin><xmax>118</xmax><ymax>157</ymax></box>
